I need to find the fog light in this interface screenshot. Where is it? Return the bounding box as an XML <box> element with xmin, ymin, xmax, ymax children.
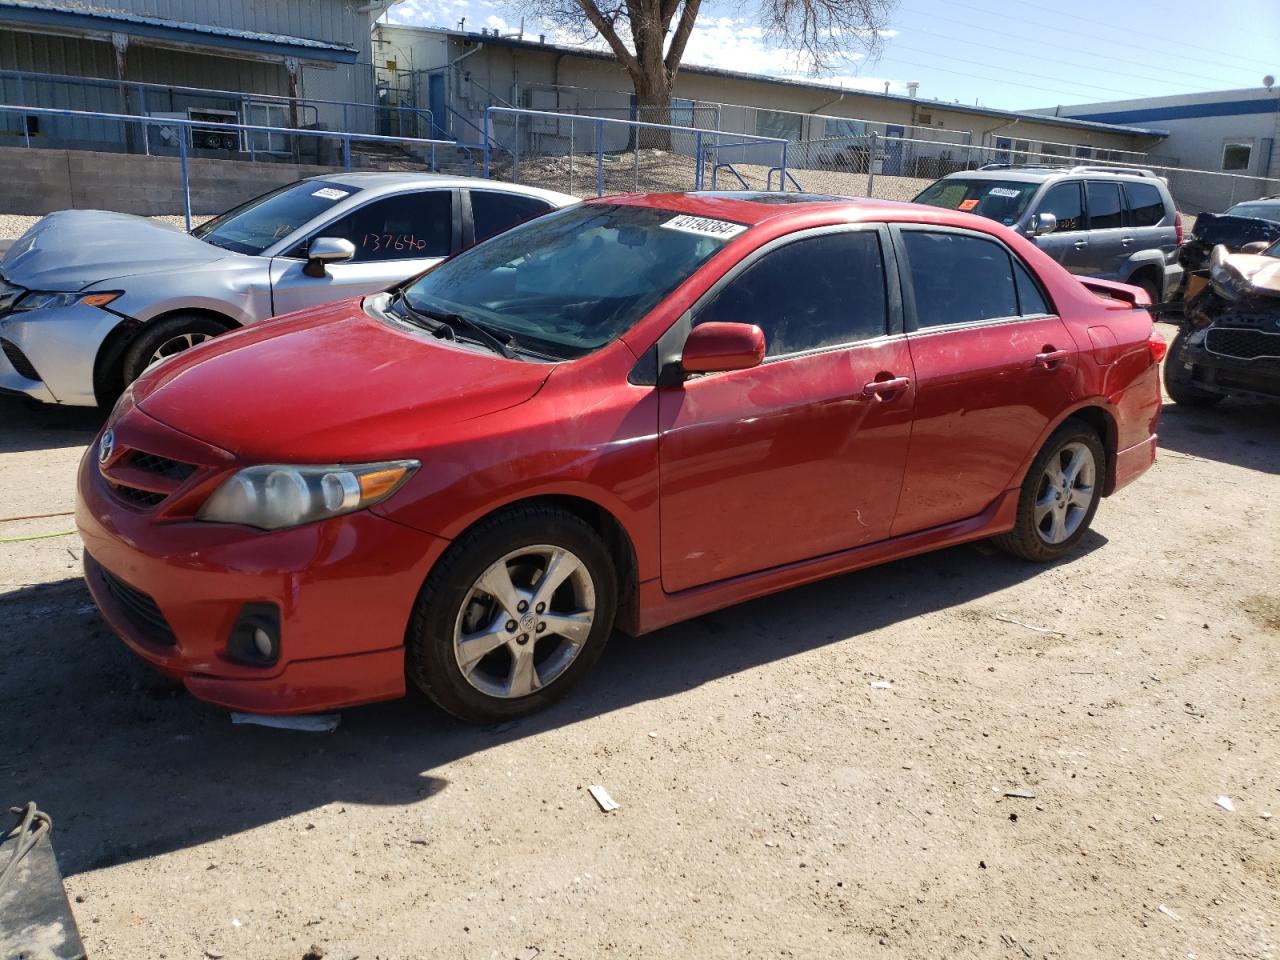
<box><xmin>227</xmin><ymin>603</ymin><xmax>281</xmax><ymax>666</ymax></box>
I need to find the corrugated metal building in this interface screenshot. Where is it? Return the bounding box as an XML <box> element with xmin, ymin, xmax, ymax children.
<box><xmin>0</xmin><ymin>0</ymin><xmax>378</xmax><ymax>148</ymax></box>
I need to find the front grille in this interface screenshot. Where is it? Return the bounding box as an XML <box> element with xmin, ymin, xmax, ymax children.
<box><xmin>126</xmin><ymin>451</ymin><xmax>196</xmax><ymax>482</ymax></box>
<box><xmin>1</xmin><ymin>338</ymin><xmax>40</xmax><ymax>380</ymax></box>
<box><xmin>1205</xmin><ymin>326</ymin><xmax>1280</xmax><ymax>361</ymax></box>
<box><xmin>92</xmin><ymin>557</ymin><xmax>176</xmax><ymax>646</ymax></box>
<box><xmin>112</xmin><ymin>484</ymin><xmax>168</xmax><ymax>508</ymax></box>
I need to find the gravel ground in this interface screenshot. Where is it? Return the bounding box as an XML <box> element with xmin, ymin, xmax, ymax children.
<box><xmin>0</xmin><ymin>325</ymin><xmax>1276</xmax><ymax>959</ymax></box>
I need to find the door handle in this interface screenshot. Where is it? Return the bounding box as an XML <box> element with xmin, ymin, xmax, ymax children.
<box><xmin>1035</xmin><ymin>349</ymin><xmax>1069</xmax><ymax>368</ymax></box>
<box><xmin>1072</xmin><ymin>240</ymin><xmax>1088</xmax><ymax>248</ymax></box>
<box><xmin>862</xmin><ymin>376</ymin><xmax>911</xmax><ymax>401</ymax></box>
<box><xmin>1120</xmin><ymin>236</ymin><xmax>1134</xmax><ymax>245</ymax></box>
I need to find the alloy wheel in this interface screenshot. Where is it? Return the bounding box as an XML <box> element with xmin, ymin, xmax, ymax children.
<box><xmin>1033</xmin><ymin>441</ymin><xmax>1097</xmax><ymax>545</ymax></box>
<box><xmin>148</xmin><ymin>332</ymin><xmax>214</xmax><ymax>367</ymax></box>
<box><xmin>452</xmin><ymin>544</ymin><xmax>596</xmax><ymax>699</ymax></box>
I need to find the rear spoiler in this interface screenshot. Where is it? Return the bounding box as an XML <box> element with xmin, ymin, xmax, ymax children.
<box><xmin>1078</xmin><ymin>276</ymin><xmax>1152</xmax><ymax>308</ymax></box>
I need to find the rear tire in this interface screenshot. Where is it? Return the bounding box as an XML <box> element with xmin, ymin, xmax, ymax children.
<box><xmin>1132</xmin><ymin>271</ymin><xmax>1161</xmax><ymax>307</ymax></box>
<box><xmin>1163</xmin><ymin>329</ymin><xmax>1224</xmax><ymax>407</ymax></box>
<box><xmin>406</xmin><ymin>505</ymin><xmax>617</xmax><ymax>723</ymax></box>
<box><xmin>994</xmin><ymin>422</ymin><xmax>1105</xmax><ymax>563</ymax></box>
<box><xmin>121</xmin><ymin>314</ymin><xmax>228</xmax><ymax>384</ymax></box>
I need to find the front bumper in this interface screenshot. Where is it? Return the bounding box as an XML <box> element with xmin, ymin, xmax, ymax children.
<box><xmin>76</xmin><ymin>422</ymin><xmax>450</xmax><ymax>714</ymax></box>
<box><xmin>0</xmin><ymin>302</ymin><xmax>125</xmax><ymax>405</ymax></box>
<box><xmin>1178</xmin><ymin>326</ymin><xmax>1280</xmax><ymax>400</ymax></box>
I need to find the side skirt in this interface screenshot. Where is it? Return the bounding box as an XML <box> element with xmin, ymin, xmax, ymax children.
<box><xmin>634</xmin><ymin>488</ymin><xmax>1020</xmax><ymax>635</ymax></box>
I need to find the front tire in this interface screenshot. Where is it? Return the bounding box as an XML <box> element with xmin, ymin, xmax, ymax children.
<box><xmin>121</xmin><ymin>314</ymin><xmax>228</xmax><ymax>384</ymax></box>
<box><xmin>406</xmin><ymin>505</ymin><xmax>617</xmax><ymax>723</ymax></box>
<box><xmin>995</xmin><ymin>422</ymin><xmax>1105</xmax><ymax>562</ymax></box>
<box><xmin>1163</xmin><ymin>329</ymin><xmax>1224</xmax><ymax>407</ymax></box>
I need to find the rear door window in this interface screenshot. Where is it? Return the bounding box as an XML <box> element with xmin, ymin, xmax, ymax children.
<box><xmin>314</xmin><ymin>190</ymin><xmax>453</xmax><ymax>262</ymax></box>
<box><xmin>1035</xmin><ymin>182</ymin><xmax>1085</xmax><ymax>231</ymax></box>
<box><xmin>1085</xmin><ymin>181</ymin><xmax>1124</xmax><ymax>229</ymax></box>
<box><xmin>696</xmin><ymin>230</ymin><xmax>888</xmax><ymax>356</ymax></box>
<box><xmin>901</xmin><ymin>231</ymin><xmax>1019</xmax><ymax>328</ymax></box>
<box><xmin>470</xmin><ymin>191</ymin><xmax>555</xmax><ymax>244</ymax></box>
<box><xmin>1124</xmin><ymin>181</ymin><xmax>1166</xmax><ymax>227</ymax></box>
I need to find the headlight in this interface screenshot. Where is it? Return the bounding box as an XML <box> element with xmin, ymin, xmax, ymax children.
<box><xmin>13</xmin><ymin>290</ymin><xmax>121</xmax><ymax>312</ymax></box>
<box><xmin>196</xmin><ymin>460</ymin><xmax>419</xmax><ymax>530</ymax></box>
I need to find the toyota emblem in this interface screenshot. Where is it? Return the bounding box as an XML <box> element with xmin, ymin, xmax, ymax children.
<box><xmin>98</xmin><ymin>429</ymin><xmax>115</xmax><ymax>465</ymax></box>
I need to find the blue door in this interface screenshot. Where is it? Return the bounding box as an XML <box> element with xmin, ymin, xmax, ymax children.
<box><xmin>428</xmin><ymin>73</ymin><xmax>446</xmax><ymax>138</ymax></box>
<box><xmin>884</xmin><ymin>125</ymin><xmax>905</xmax><ymax>175</ymax></box>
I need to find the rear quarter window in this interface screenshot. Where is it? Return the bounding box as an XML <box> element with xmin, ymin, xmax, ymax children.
<box><xmin>1124</xmin><ymin>181</ymin><xmax>1167</xmax><ymax>227</ymax></box>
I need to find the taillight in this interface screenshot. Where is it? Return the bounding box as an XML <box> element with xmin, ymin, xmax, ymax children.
<box><xmin>1174</xmin><ymin>212</ymin><xmax>1183</xmax><ymax>246</ymax></box>
<box><xmin>1149</xmin><ymin>329</ymin><xmax>1168</xmax><ymax>362</ymax></box>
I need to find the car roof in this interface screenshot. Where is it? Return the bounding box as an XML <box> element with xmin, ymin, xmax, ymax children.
<box><xmin>591</xmin><ymin>191</ymin><xmax>926</xmax><ymax>226</ymax></box>
<box><xmin>941</xmin><ymin>166</ymin><xmax>1163</xmax><ymax>185</ymax></box>
<box><xmin>304</xmin><ymin>171</ymin><xmax>578</xmax><ymax>205</ymax></box>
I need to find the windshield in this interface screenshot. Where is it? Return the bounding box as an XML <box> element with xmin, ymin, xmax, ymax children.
<box><xmin>192</xmin><ymin>180</ymin><xmax>357</xmax><ymax>255</ymax></box>
<box><xmin>1224</xmin><ymin>203</ymin><xmax>1280</xmax><ymax>224</ymax></box>
<box><xmin>913</xmin><ymin>178</ymin><xmax>1041</xmax><ymax>226</ymax></box>
<box><xmin>401</xmin><ymin>203</ymin><xmax>742</xmax><ymax>359</ymax></box>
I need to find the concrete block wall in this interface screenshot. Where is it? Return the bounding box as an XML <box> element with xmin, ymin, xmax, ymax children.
<box><xmin>0</xmin><ymin>147</ymin><xmax>345</xmax><ymax>216</ymax></box>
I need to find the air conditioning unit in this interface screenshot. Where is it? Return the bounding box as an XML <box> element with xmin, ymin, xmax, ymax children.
<box><xmin>187</xmin><ymin>107</ymin><xmax>240</xmax><ymax>151</ymax></box>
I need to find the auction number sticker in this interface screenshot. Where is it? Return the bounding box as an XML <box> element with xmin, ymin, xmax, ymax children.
<box><xmin>312</xmin><ymin>187</ymin><xmax>350</xmax><ymax>200</ymax></box>
<box><xmin>987</xmin><ymin>187</ymin><xmax>1022</xmax><ymax>199</ymax></box>
<box><xmin>661</xmin><ymin>214</ymin><xmax>747</xmax><ymax>240</ymax></box>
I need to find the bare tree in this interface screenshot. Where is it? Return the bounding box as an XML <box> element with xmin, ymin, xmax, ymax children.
<box><xmin>517</xmin><ymin>1</ymin><xmax>896</xmax><ymax>123</ymax></box>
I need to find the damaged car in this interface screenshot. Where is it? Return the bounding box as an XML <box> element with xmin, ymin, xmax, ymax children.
<box><xmin>1175</xmin><ymin>201</ymin><xmax>1280</xmax><ymax>280</ymax></box>
<box><xmin>0</xmin><ymin>174</ymin><xmax>576</xmax><ymax>407</ymax></box>
<box><xmin>1165</xmin><ymin>238</ymin><xmax>1280</xmax><ymax>406</ymax></box>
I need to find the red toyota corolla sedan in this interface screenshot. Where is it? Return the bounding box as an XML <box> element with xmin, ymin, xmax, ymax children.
<box><xmin>77</xmin><ymin>192</ymin><xmax>1163</xmax><ymax>722</ymax></box>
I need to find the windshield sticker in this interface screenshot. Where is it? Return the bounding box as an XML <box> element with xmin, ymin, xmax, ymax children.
<box><xmin>959</xmin><ymin>198</ymin><xmax>980</xmax><ymax>211</ymax></box>
<box><xmin>312</xmin><ymin>187</ymin><xmax>350</xmax><ymax>201</ymax></box>
<box><xmin>661</xmin><ymin>214</ymin><xmax>747</xmax><ymax>240</ymax></box>
<box><xmin>988</xmin><ymin>187</ymin><xmax>1022</xmax><ymax>199</ymax></box>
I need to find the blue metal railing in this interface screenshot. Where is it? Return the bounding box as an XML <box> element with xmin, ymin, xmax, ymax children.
<box><xmin>480</xmin><ymin>106</ymin><xmax>791</xmax><ymax>195</ymax></box>
<box><xmin>0</xmin><ymin>68</ymin><xmax>433</xmax><ymax>155</ymax></box>
<box><xmin>0</xmin><ymin>104</ymin><xmax>474</xmax><ymax>230</ymax></box>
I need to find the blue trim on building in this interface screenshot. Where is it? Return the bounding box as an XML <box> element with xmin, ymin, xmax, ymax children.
<box><xmin>1067</xmin><ymin>99</ymin><xmax>1280</xmax><ymax>125</ymax></box>
<box><xmin>0</xmin><ymin>3</ymin><xmax>358</xmax><ymax>63</ymax></box>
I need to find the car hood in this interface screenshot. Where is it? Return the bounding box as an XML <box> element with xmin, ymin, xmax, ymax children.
<box><xmin>133</xmin><ymin>299</ymin><xmax>554</xmax><ymax>462</ymax></box>
<box><xmin>1</xmin><ymin>210</ymin><xmax>230</xmax><ymax>291</ymax></box>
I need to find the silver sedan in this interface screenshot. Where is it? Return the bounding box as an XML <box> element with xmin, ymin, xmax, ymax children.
<box><xmin>0</xmin><ymin>173</ymin><xmax>577</xmax><ymax>406</ymax></box>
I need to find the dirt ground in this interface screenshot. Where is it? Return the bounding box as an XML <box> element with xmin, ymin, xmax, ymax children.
<box><xmin>0</xmin><ymin>324</ymin><xmax>1277</xmax><ymax>960</ymax></box>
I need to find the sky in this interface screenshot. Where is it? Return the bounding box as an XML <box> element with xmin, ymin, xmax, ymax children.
<box><xmin>385</xmin><ymin>0</ymin><xmax>1280</xmax><ymax>110</ymax></box>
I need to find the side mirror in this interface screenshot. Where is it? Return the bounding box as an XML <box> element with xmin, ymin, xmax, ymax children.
<box><xmin>1028</xmin><ymin>211</ymin><xmax>1057</xmax><ymax>236</ymax></box>
<box><xmin>680</xmin><ymin>322</ymin><xmax>766</xmax><ymax>376</ymax></box>
<box><xmin>303</xmin><ymin>237</ymin><xmax>355</xmax><ymax>278</ymax></box>
<box><xmin>1240</xmin><ymin>240</ymin><xmax>1271</xmax><ymax>255</ymax></box>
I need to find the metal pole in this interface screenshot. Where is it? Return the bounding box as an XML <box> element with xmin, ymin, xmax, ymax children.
<box><xmin>139</xmin><ymin>85</ymin><xmax>149</xmax><ymax>155</ymax></box>
<box><xmin>596</xmin><ymin>118</ymin><xmax>604</xmax><ymax>197</ymax></box>
<box><xmin>178</xmin><ymin>125</ymin><xmax>191</xmax><ymax>232</ymax></box>
<box><xmin>779</xmin><ymin>140</ymin><xmax>789</xmax><ymax>191</ymax></box>
<box><xmin>695</xmin><ymin>131</ymin><xmax>703</xmax><ymax>190</ymax></box>
<box><xmin>18</xmin><ymin>74</ymin><xmax>29</xmax><ymax>147</ymax></box>
<box><xmin>342</xmin><ymin>102</ymin><xmax>349</xmax><ymax>136</ymax></box>
<box><xmin>568</xmin><ymin>121</ymin><xmax>574</xmax><ymax>195</ymax></box>
<box><xmin>343</xmin><ymin>133</ymin><xmax>351</xmax><ymax>171</ymax></box>
<box><xmin>482</xmin><ymin>108</ymin><xmax>491</xmax><ymax>178</ymax></box>
<box><xmin>866</xmin><ymin>131</ymin><xmax>877</xmax><ymax>198</ymax></box>
<box><xmin>634</xmin><ymin>122</ymin><xmax>639</xmax><ymax>192</ymax></box>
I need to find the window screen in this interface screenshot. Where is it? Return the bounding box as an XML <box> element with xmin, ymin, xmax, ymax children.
<box><xmin>1086</xmin><ymin>181</ymin><xmax>1123</xmax><ymax>229</ymax></box>
<box><xmin>1222</xmin><ymin>142</ymin><xmax>1252</xmax><ymax>172</ymax></box>
<box><xmin>319</xmin><ymin>190</ymin><xmax>452</xmax><ymax>261</ymax></box>
<box><xmin>470</xmin><ymin>191</ymin><xmax>553</xmax><ymax>244</ymax></box>
<box><xmin>696</xmin><ymin>231</ymin><xmax>887</xmax><ymax>356</ymax></box>
<box><xmin>1124</xmin><ymin>181</ymin><xmax>1166</xmax><ymax>227</ymax></box>
<box><xmin>902</xmin><ymin>231</ymin><xmax>1019</xmax><ymax>328</ymax></box>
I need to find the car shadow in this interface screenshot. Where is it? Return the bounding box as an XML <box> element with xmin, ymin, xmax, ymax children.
<box><xmin>1157</xmin><ymin>398</ymin><xmax>1280</xmax><ymax>474</ymax></box>
<box><xmin>0</xmin><ymin>531</ymin><xmax>1105</xmax><ymax>876</ymax></box>
<box><xmin>0</xmin><ymin>395</ymin><xmax>105</xmax><ymax>455</ymax></box>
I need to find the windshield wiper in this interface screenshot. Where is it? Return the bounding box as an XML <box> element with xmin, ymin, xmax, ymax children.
<box><xmin>392</xmin><ymin>292</ymin><xmax>518</xmax><ymax>360</ymax></box>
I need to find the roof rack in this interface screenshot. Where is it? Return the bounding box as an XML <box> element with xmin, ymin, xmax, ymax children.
<box><xmin>977</xmin><ymin>162</ymin><xmax>1066</xmax><ymax>171</ymax></box>
<box><xmin>1067</xmin><ymin>165</ymin><xmax>1159</xmax><ymax>178</ymax></box>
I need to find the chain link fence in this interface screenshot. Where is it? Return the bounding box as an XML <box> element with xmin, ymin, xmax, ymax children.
<box><xmin>783</xmin><ymin>134</ymin><xmax>1278</xmax><ymax>218</ymax></box>
<box><xmin>482</xmin><ymin>107</ymin><xmax>789</xmax><ymax>196</ymax></box>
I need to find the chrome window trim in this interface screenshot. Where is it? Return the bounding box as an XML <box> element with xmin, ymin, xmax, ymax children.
<box><xmin>904</xmin><ymin>311</ymin><xmax>1060</xmax><ymax>339</ymax></box>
